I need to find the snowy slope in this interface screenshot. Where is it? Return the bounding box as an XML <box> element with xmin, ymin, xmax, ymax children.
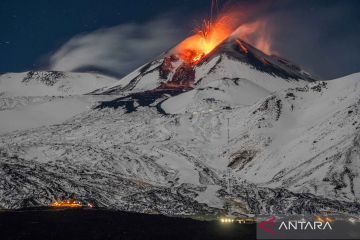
<box><xmin>0</xmin><ymin>95</ymin><xmax>114</xmax><ymax>134</ymax></box>
<box><xmin>222</xmin><ymin>74</ymin><xmax>360</xmax><ymax>201</ymax></box>
<box><xmin>0</xmin><ymin>73</ymin><xmax>359</xmax><ymax>215</ymax></box>
<box><xmin>0</xmin><ymin>71</ymin><xmax>117</xmax><ymax>97</ymax></box>
<box><xmin>0</xmin><ymin>71</ymin><xmax>118</xmax><ymax>133</ymax></box>
<box><xmin>161</xmin><ymin>77</ymin><xmax>271</xmax><ymax>114</ymax></box>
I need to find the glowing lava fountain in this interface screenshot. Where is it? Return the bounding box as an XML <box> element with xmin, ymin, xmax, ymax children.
<box><xmin>174</xmin><ymin>1</ymin><xmax>272</xmax><ymax>64</ymax></box>
<box><xmin>175</xmin><ymin>16</ymin><xmax>235</xmax><ymax>64</ymax></box>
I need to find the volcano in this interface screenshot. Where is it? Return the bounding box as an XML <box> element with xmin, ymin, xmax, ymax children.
<box><xmin>0</xmin><ymin>29</ymin><xmax>360</xmax><ymax>216</ymax></box>
<box><xmin>93</xmin><ymin>36</ymin><xmax>315</xmax><ymax>114</ymax></box>
<box><xmin>95</xmin><ymin>37</ymin><xmax>315</xmax><ymax>95</ymax></box>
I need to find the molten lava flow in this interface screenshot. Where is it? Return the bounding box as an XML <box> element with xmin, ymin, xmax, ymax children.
<box><xmin>50</xmin><ymin>200</ymin><xmax>83</xmax><ymax>208</ymax></box>
<box><xmin>176</xmin><ymin>16</ymin><xmax>235</xmax><ymax>64</ymax></box>
<box><xmin>236</xmin><ymin>39</ymin><xmax>249</xmax><ymax>54</ymax></box>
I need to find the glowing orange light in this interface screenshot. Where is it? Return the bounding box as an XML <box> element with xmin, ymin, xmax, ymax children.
<box><xmin>236</xmin><ymin>39</ymin><xmax>249</xmax><ymax>54</ymax></box>
<box><xmin>315</xmin><ymin>216</ymin><xmax>325</xmax><ymax>223</ymax></box>
<box><xmin>176</xmin><ymin>17</ymin><xmax>234</xmax><ymax>64</ymax></box>
<box><xmin>174</xmin><ymin>8</ymin><xmax>272</xmax><ymax>64</ymax></box>
<box><xmin>50</xmin><ymin>200</ymin><xmax>83</xmax><ymax>208</ymax></box>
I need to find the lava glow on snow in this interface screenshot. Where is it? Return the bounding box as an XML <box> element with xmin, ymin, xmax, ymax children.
<box><xmin>174</xmin><ymin>2</ymin><xmax>272</xmax><ymax>64</ymax></box>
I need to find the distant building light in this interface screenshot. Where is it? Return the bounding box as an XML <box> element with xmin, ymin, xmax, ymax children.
<box><xmin>348</xmin><ymin>218</ymin><xmax>357</xmax><ymax>224</ymax></box>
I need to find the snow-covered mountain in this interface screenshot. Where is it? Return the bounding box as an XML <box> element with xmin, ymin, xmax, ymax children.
<box><xmin>94</xmin><ymin>38</ymin><xmax>314</xmax><ymax>95</ymax></box>
<box><xmin>0</xmin><ymin>37</ymin><xmax>359</xmax><ymax>216</ymax></box>
<box><xmin>0</xmin><ymin>71</ymin><xmax>117</xmax><ymax>133</ymax></box>
<box><xmin>0</xmin><ymin>71</ymin><xmax>117</xmax><ymax>97</ymax></box>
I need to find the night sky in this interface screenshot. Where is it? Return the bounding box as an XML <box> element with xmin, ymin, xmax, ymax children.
<box><xmin>1</xmin><ymin>0</ymin><xmax>360</xmax><ymax>79</ymax></box>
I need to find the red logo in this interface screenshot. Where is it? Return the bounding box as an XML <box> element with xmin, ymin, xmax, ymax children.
<box><xmin>258</xmin><ymin>216</ymin><xmax>277</xmax><ymax>235</ymax></box>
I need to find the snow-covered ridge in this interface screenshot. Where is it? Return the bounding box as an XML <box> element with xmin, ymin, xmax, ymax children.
<box><xmin>0</xmin><ymin>71</ymin><xmax>118</xmax><ymax>133</ymax></box>
<box><xmin>0</xmin><ymin>71</ymin><xmax>118</xmax><ymax>97</ymax></box>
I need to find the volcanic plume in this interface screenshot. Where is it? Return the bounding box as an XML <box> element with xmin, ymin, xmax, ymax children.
<box><xmin>173</xmin><ymin>2</ymin><xmax>272</xmax><ymax>64</ymax></box>
<box><xmin>175</xmin><ymin>16</ymin><xmax>236</xmax><ymax>64</ymax></box>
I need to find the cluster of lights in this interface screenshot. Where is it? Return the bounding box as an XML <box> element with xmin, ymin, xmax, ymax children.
<box><xmin>50</xmin><ymin>200</ymin><xmax>93</xmax><ymax>208</ymax></box>
<box><xmin>220</xmin><ymin>218</ymin><xmax>234</xmax><ymax>223</ymax></box>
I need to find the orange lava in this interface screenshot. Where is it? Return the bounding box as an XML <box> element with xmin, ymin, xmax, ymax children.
<box><xmin>175</xmin><ymin>13</ymin><xmax>272</xmax><ymax>64</ymax></box>
<box><xmin>50</xmin><ymin>200</ymin><xmax>83</xmax><ymax>208</ymax></box>
<box><xmin>176</xmin><ymin>16</ymin><xmax>234</xmax><ymax>64</ymax></box>
<box><xmin>236</xmin><ymin>39</ymin><xmax>249</xmax><ymax>54</ymax></box>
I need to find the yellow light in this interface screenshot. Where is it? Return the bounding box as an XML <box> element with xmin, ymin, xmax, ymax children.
<box><xmin>220</xmin><ymin>217</ymin><xmax>235</xmax><ymax>223</ymax></box>
<box><xmin>50</xmin><ymin>200</ymin><xmax>83</xmax><ymax>208</ymax></box>
<box><xmin>325</xmin><ymin>217</ymin><xmax>333</xmax><ymax>222</ymax></box>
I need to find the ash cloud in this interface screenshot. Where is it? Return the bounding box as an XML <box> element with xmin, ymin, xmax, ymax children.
<box><xmin>49</xmin><ymin>17</ymin><xmax>185</xmax><ymax>77</ymax></box>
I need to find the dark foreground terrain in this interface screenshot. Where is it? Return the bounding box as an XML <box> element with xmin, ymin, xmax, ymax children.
<box><xmin>0</xmin><ymin>208</ymin><xmax>255</xmax><ymax>240</ymax></box>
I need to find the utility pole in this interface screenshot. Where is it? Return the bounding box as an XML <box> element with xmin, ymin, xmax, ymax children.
<box><xmin>227</xmin><ymin>118</ymin><xmax>230</xmax><ymax>144</ymax></box>
<box><xmin>226</xmin><ymin>117</ymin><xmax>231</xmax><ymax>194</ymax></box>
<box><xmin>227</xmin><ymin>169</ymin><xmax>231</xmax><ymax>194</ymax></box>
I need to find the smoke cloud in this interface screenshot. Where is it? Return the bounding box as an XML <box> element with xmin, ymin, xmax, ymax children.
<box><xmin>49</xmin><ymin>17</ymin><xmax>185</xmax><ymax>77</ymax></box>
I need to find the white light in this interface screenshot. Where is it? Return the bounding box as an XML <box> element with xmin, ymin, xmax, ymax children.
<box><xmin>348</xmin><ymin>218</ymin><xmax>356</xmax><ymax>224</ymax></box>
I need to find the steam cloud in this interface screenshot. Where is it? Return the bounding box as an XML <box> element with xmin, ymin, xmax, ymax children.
<box><xmin>49</xmin><ymin>17</ymin><xmax>184</xmax><ymax>77</ymax></box>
